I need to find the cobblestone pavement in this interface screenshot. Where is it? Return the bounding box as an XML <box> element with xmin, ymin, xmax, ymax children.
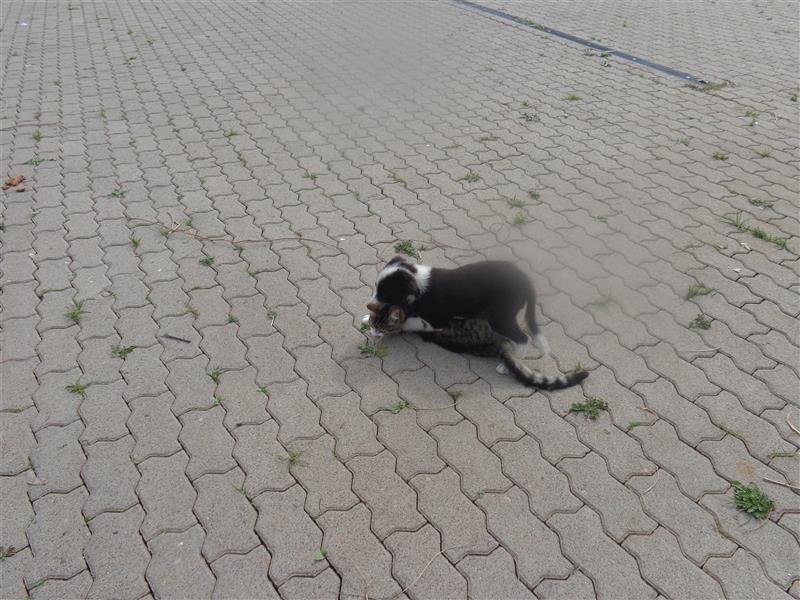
<box><xmin>1</xmin><ymin>1</ymin><xmax>798</xmax><ymax>599</ymax></box>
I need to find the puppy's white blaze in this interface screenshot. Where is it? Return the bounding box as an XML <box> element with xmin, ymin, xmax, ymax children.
<box><xmin>414</xmin><ymin>264</ymin><xmax>432</xmax><ymax>293</ymax></box>
<box><xmin>533</xmin><ymin>333</ymin><xmax>551</xmax><ymax>358</ymax></box>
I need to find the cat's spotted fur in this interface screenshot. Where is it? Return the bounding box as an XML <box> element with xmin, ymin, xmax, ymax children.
<box><xmin>365</xmin><ymin>305</ymin><xmax>588</xmax><ymax>391</ymax></box>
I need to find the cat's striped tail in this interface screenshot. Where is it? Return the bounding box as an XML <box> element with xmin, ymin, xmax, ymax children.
<box><xmin>500</xmin><ymin>347</ymin><xmax>588</xmax><ymax>391</ymax></box>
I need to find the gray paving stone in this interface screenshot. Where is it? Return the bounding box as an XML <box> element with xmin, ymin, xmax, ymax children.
<box><xmin>85</xmin><ymin>507</ymin><xmax>150</xmax><ymax>600</ymax></box>
<box><xmin>30</xmin><ymin>421</ymin><xmax>86</xmax><ymax>501</ymax></box>
<box><xmin>137</xmin><ymin>452</ymin><xmax>197</xmax><ymax>540</ymax></box>
<box><xmin>623</xmin><ymin>527</ymin><xmax>724</xmax><ymax>599</ymax></box>
<box><xmin>411</xmin><ymin>468</ymin><xmax>497</xmax><ymax>562</ymax></box>
<box><xmin>348</xmin><ymin>450</ymin><xmax>425</xmax><ymax>539</ymax></box>
<box><xmin>211</xmin><ymin>546</ymin><xmax>280</xmax><ymax>599</ymax></box>
<box><xmin>26</xmin><ymin>488</ymin><xmax>90</xmax><ymax>585</ymax></box>
<box><xmin>179</xmin><ymin>406</ymin><xmax>237</xmax><ymax>480</ymax></box>
<box><xmin>701</xmin><ymin>493</ymin><xmax>798</xmax><ymax>588</ymax></box>
<box><xmin>318</xmin><ymin>392</ymin><xmax>383</xmax><ymax>461</ymax></box>
<box><xmin>128</xmin><ymin>393</ymin><xmax>182</xmax><ymax>463</ymax></box>
<box><xmin>194</xmin><ymin>469</ymin><xmax>260</xmax><ymax>562</ymax></box>
<box><xmin>233</xmin><ymin>420</ymin><xmax>296</xmax><ymax>496</ymax></box>
<box><xmin>318</xmin><ymin>503</ymin><xmax>402</xmax><ymax>600</ymax></box>
<box><xmin>479</xmin><ymin>486</ymin><xmax>572</xmax><ymax>586</ymax></box>
<box><xmin>374</xmin><ymin>408</ymin><xmax>445</xmax><ymax>480</ymax></box>
<box><xmin>253</xmin><ymin>485</ymin><xmax>327</xmax><ymax>585</ymax></box>
<box><xmin>287</xmin><ymin>434</ymin><xmax>358</xmax><ymax>518</ymax></box>
<box><xmin>535</xmin><ymin>571</ymin><xmax>596</xmax><ymax>600</ymax></box>
<box><xmin>705</xmin><ymin>549</ymin><xmax>793</xmax><ymax>600</ymax></box>
<box><xmin>279</xmin><ymin>568</ymin><xmax>341</xmax><ymax>600</ymax></box>
<box><xmin>82</xmin><ymin>435</ymin><xmax>139</xmax><ymax>519</ymax></box>
<box><xmin>458</xmin><ymin>546</ymin><xmax>537</xmax><ymax>600</ymax></box>
<box><xmin>431</xmin><ymin>420</ymin><xmax>511</xmax><ymax>499</ymax></box>
<box><xmin>628</xmin><ymin>470</ymin><xmax>737</xmax><ymax>564</ymax></box>
<box><xmin>146</xmin><ymin>525</ymin><xmax>215</xmax><ymax>600</ymax></box>
<box><xmin>549</xmin><ymin>506</ymin><xmax>657</xmax><ymax>600</ymax></box>
<box><xmin>266</xmin><ymin>378</ymin><xmax>324</xmax><ymax>444</ymax></box>
<box><xmin>507</xmin><ymin>396</ymin><xmax>588</xmax><ymax>463</ymax></box>
<box><xmin>631</xmin><ymin>420</ymin><xmax>728</xmax><ymax>500</ymax></box>
<box><xmin>386</xmin><ymin>524</ymin><xmax>468</xmax><ymax>600</ymax></box>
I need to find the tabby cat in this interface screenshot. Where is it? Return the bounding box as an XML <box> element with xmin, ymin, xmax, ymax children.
<box><xmin>364</xmin><ymin>305</ymin><xmax>588</xmax><ymax>391</ymax></box>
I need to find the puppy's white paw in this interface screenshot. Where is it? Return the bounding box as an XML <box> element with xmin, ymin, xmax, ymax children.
<box><xmin>496</xmin><ymin>362</ymin><xmax>509</xmax><ymax>375</ymax></box>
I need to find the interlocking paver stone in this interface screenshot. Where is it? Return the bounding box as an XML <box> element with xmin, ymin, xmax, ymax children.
<box><xmin>549</xmin><ymin>506</ymin><xmax>657</xmax><ymax>600</ymax></box>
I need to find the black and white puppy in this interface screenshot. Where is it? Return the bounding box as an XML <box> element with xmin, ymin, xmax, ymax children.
<box><xmin>369</xmin><ymin>256</ymin><xmax>550</xmax><ymax>371</ymax></box>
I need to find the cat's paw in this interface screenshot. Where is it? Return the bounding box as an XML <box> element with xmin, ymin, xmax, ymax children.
<box><xmin>495</xmin><ymin>362</ymin><xmax>509</xmax><ymax>375</ymax></box>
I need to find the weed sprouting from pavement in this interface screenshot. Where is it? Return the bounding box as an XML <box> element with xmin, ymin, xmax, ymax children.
<box><xmin>66</xmin><ymin>300</ymin><xmax>86</xmax><ymax>323</ymax></box>
<box><xmin>570</xmin><ymin>396</ymin><xmax>608</xmax><ymax>420</ymax></box>
<box><xmin>686</xmin><ymin>282</ymin><xmax>715</xmax><ymax>300</ymax></box>
<box><xmin>111</xmin><ymin>344</ymin><xmax>136</xmax><ymax>358</ymax></box>
<box><xmin>388</xmin><ymin>399</ymin><xmax>410</xmax><ymax>414</ymax></box>
<box><xmin>731</xmin><ymin>481</ymin><xmax>774</xmax><ymax>519</ymax></box>
<box><xmin>65</xmin><ymin>382</ymin><xmax>89</xmax><ymax>396</ymax></box>
<box><xmin>394</xmin><ymin>240</ymin><xmax>420</xmax><ymax>259</ymax></box>
<box><xmin>207</xmin><ymin>367</ymin><xmax>225</xmax><ymax>384</ymax></box>
<box><xmin>688</xmin><ymin>314</ymin><xmax>712</xmax><ymax>330</ymax></box>
<box><xmin>359</xmin><ymin>341</ymin><xmax>387</xmax><ymax>359</ymax></box>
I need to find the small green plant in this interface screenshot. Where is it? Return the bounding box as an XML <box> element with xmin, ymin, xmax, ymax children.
<box><xmin>688</xmin><ymin>314</ymin><xmax>712</xmax><ymax>330</ymax></box>
<box><xmin>512</xmin><ymin>213</ymin><xmax>529</xmax><ymax>226</ymax></box>
<box><xmin>508</xmin><ymin>196</ymin><xmax>525</xmax><ymax>208</ymax></box>
<box><xmin>528</xmin><ymin>190</ymin><xmax>541</xmax><ymax>201</ymax></box>
<box><xmin>359</xmin><ymin>341</ymin><xmax>387</xmax><ymax>358</ymax></box>
<box><xmin>394</xmin><ymin>240</ymin><xmax>420</xmax><ymax>259</ymax></box>
<box><xmin>314</xmin><ymin>549</ymin><xmax>328</xmax><ymax>561</ymax></box>
<box><xmin>712</xmin><ymin>151</ymin><xmax>729</xmax><ymax>161</ymax></box>
<box><xmin>686</xmin><ymin>282</ymin><xmax>715</xmax><ymax>300</ymax></box>
<box><xmin>731</xmin><ymin>480</ymin><xmax>774</xmax><ymax>519</ymax></box>
<box><xmin>303</xmin><ymin>171</ymin><xmax>318</xmax><ymax>181</ymax></box>
<box><xmin>227</xmin><ymin>313</ymin><xmax>238</xmax><ymax>324</ymax></box>
<box><xmin>199</xmin><ymin>255</ymin><xmax>215</xmax><ymax>266</ymax></box>
<box><xmin>627</xmin><ymin>421</ymin><xmax>647</xmax><ymax>432</ymax></box>
<box><xmin>570</xmin><ymin>396</ymin><xmax>608</xmax><ymax>420</ymax></box>
<box><xmin>388</xmin><ymin>399</ymin><xmax>410</xmax><ymax>414</ymax></box>
<box><xmin>223</xmin><ymin>129</ymin><xmax>239</xmax><ymax>138</ymax></box>
<box><xmin>461</xmin><ymin>172</ymin><xmax>481</xmax><ymax>183</ymax></box>
<box><xmin>748</xmin><ymin>197</ymin><xmax>774</xmax><ymax>209</ymax></box>
<box><xmin>66</xmin><ymin>300</ymin><xmax>86</xmax><ymax>323</ymax></box>
<box><xmin>65</xmin><ymin>382</ymin><xmax>89</xmax><ymax>396</ymax></box>
<box><xmin>111</xmin><ymin>344</ymin><xmax>135</xmax><ymax>358</ymax></box>
<box><xmin>284</xmin><ymin>450</ymin><xmax>304</xmax><ymax>465</ymax></box>
<box><xmin>31</xmin><ymin>130</ymin><xmax>42</xmax><ymax>141</ymax></box>
<box><xmin>207</xmin><ymin>367</ymin><xmax>225</xmax><ymax>384</ymax></box>
<box><xmin>111</xmin><ymin>188</ymin><xmax>127</xmax><ymax>198</ymax></box>
<box><xmin>565</xmin><ymin>94</ymin><xmax>581</xmax><ymax>101</ymax></box>
<box><xmin>130</xmin><ymin>236</ymin><xmax>141</xmax><ymax>249</ymax></box>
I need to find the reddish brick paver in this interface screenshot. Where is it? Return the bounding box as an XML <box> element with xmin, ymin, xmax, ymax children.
<box><xmin>1</xmin><ymin>1</ymin><xmax>798</xmax><ymax>598</ymax></box>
